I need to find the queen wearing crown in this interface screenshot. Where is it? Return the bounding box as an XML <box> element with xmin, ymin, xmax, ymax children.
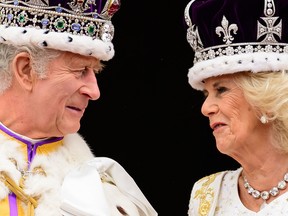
<box><xmin>184</xmin><ymin>0</ymin><xmax>288</xmax><ymax>215</ymax></box>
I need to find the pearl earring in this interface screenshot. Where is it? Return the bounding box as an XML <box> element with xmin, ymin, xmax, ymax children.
<box><xmin>260</xmin><ymin>115</ymin><xmax>268</xmax><ymax>124</ymax></box>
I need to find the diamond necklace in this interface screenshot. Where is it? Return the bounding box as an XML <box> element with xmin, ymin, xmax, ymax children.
<box><xmin>243</xmin><ymin>172</ymin><xmax>288</xmax><ymax>201</ymax></box>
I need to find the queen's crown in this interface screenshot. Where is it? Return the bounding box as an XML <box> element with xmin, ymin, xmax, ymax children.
<box><xmin>184</xmin><ymin>0</ymin><xmax>288</xmax><ymax>65</ymax></box>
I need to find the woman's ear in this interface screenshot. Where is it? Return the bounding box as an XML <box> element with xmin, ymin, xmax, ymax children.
<box><xmin>12</xmin><ymin>52</ymin><xmax>36</xmax><ymax>91</ymax></box>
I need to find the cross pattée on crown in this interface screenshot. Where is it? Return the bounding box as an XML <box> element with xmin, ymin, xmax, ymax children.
<box><xmin>257</xmin><ymin>0</ymin><xmax>282</xmax><ymax>43</ymax></box>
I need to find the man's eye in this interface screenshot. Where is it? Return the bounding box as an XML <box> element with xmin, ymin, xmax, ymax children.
<box><xmin>77</xmin><ymin>70</ymin><xmax>87</xmax><ymax>77</ymax></box>
<box><xmin>79</xmin><ymin>67</ymin><xmax>90</xmax><ymax>76</ymax></box>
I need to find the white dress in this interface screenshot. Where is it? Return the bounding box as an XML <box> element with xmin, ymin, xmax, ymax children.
<box><xmin>188</xmin><ymin>167</ymin><xmax>288</xmax><ymax>216</ymax></box>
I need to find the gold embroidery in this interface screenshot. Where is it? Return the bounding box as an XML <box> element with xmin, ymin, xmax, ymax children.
<box><xmin>194</xmin><ymin>173</ymin><xmax>221</xmax><ymax>216</ymax></box>
<box><xmin>22</xmin><ymin>166</ymin><xmax>47</xmax><ymax>181</ymax></box>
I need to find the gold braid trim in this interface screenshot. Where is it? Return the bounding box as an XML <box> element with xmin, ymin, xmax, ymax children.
<box><xmin>100</xmin><ymin>172</ymin><xmax>116</xmax><ymax>185</ymax></box>
<box><xmin>0</xmin><ymin>172</ymin><xmax>38</xmax><ymax>216</ymax></box>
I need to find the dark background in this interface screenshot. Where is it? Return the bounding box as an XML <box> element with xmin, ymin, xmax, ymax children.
<box><xmin>79</xmin><ymin>1</ymin><xmax>239</xmax><ymax>215</ymax></box>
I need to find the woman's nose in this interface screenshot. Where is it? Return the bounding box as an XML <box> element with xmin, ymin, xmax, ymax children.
<box><xmin>201</xmin><ymin>96</ymin><xmax>218</xmax><ymax>117</ymax></box>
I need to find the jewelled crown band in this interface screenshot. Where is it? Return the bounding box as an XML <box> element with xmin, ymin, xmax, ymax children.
<box><xmin>184</xmin><ymin>0</ymin><xmax>288</xmax><ymax>90</ymax></box>
<box><xmin>0</xmin><ymin>0</ymin><xmax>121</xmax><ymax>61</ymax></box>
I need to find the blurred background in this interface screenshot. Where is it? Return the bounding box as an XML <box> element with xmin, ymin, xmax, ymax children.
<box><xmin>79</xmin><ymin>0</ymin><xmax>239</xmax><ymax>215</ymax></box>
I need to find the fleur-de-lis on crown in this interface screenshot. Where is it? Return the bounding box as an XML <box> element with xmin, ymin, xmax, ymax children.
<box><xmin>215</xmin><ymin>16</ymin><xmax>238</xmax><ymax>45</ymax></box>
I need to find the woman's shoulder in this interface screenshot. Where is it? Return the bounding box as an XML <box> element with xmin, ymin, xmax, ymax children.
<box><xmin>188</xmin><ymin>168</ymin><xmax>242</xmax><ymax>216</ymax></box>
<box><xmin>195</xmin><ymin>167</ymin><xmax>242</xmax><ymax>186</ymax></box>
<box><xmin>191</xmin><ymin>167</ymin><xmax>242</xmax><ymax>199</ymax></box>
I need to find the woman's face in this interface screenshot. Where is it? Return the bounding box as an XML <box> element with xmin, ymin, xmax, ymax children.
<box><xmin>201</xmin><ymin>74</ymin><xmax>265</xmax><ymax>156</ymax></box>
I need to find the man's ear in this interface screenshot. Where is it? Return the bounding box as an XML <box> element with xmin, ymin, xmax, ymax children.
<box><xmin>12</xmin><ymin>52</ymin><xmax>35</xmax><ymax>91</ymax></box>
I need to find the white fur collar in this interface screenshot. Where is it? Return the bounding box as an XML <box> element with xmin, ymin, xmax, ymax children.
<box><xmin>0</xmin><ymin>132</ymin><xmax>94</xmax><ymax>216</ymax></box>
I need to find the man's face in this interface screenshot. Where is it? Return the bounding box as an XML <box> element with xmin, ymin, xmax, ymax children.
<box><xmin>30</xmin><ymin>51</ymin><xmax>101</xmax><ymax>137</ymax></box>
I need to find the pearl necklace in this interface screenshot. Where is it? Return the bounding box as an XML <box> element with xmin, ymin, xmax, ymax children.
<box><xmin>243</xmin><ymin>172</ymin><xmax>288</xmax><ymax>201</ymax></box>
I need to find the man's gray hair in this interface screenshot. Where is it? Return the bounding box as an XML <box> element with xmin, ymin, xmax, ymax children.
<box><xmin>0</xmin><ymin>44</ymin><xmax>60</xmax><ymax>93</ymax></box>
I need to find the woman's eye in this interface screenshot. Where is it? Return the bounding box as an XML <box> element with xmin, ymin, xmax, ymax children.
<box><xmin>216</xmin><ymin>86</ymin><xmax>227</xmax><ymax>94</ymax></box>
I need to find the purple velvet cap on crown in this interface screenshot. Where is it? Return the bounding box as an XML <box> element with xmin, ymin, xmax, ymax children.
<box><xmin>184</xmin><ymin>0</ymin><xmax>288</xmax><ymax>90</ymax></box>
<box><xmin>0</xmin><ymin>0</ymin><xmax>121</xmax><ymax>61</ymax></box>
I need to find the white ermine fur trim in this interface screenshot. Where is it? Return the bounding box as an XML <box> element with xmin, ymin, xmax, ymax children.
<box><xmin>188</xmin><ymin>52</ymin><xmax>288</xmax><ymax>90</ymax></box>
<box><xmin>0</xmin><ymin>136</ymin><xmax>26</xmax><ymax>199</ymax></box>
<box><xmin>0</xmin><ymin>25</ymin><xmax>115</xmax><ymax>61</ymax></box>
<box><xmin>0</xmin><ymin>132</ymin><xmax>94</xmax><ymax>216</ymax></box>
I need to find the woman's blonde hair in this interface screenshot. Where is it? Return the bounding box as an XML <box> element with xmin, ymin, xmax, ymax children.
<box><xmin>234</xmin><ymin>71</ymin><xmax>288</xmax><ymax>153</ymax></box>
